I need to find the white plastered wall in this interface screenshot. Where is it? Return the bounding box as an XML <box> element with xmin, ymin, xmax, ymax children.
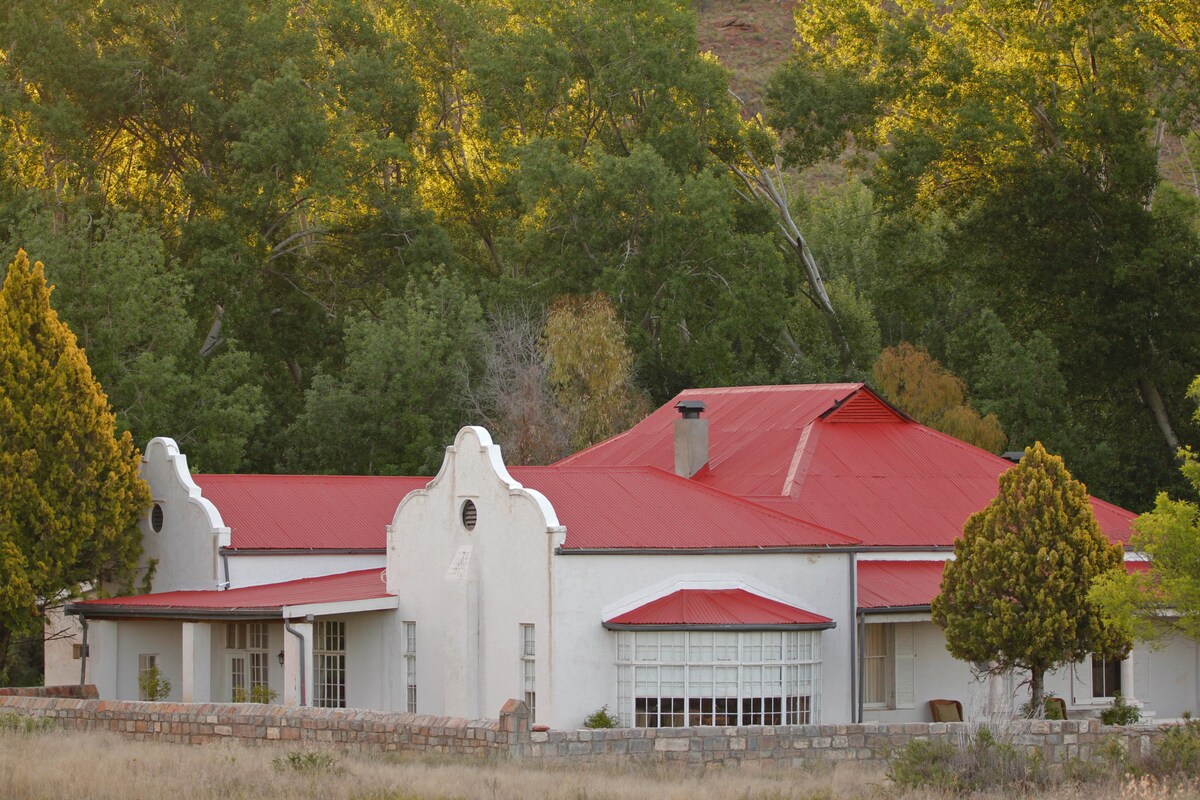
<box><xmin>862</xmin><ymin>620</ymin><xmax>1200</xmax><ymax>723</ymax></box>
<box><xmin>551</xmin><ymin>552</ymin><xmax>854</xmax><ymax>729</ymax></box>
<box><xmin>43</xmin><ymin>608</ymin><xmax>84</xmax><ymax>686</ymax></box>
<box><xmin>388</xmin><ymin>427</ymin><xmax>558</xmax><ymax>722</ymax></box>
<box><xmin>226</xmin><ymin>554</ymin><xmax>385</xmax><ymax>588</ymax></box>
<box><xmin>139</xmin><ymin>437</ymin><xmax>230</xmax><ymax>592</ymax></box>
<box><xmin>343</xmin><ymin>611</ymin><xmax>393</xmax><ymax>710</ymax></box>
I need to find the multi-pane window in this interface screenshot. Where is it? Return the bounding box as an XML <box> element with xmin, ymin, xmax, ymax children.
<box><xmin>520</xmin><ymin>624</ymin><xmax>536</xmax><ymax>722</ymax></box>
<box><xmin>227</xmin><ymin>622</ymin><xmax>270</xmax><ymax>701</ymax></box>
<box><xmin>615</xmin><ymin>630</ymin><xmax>821</xmax><ymax>728</ymax></box>
<box><xmin>863</xmin><ymin>624</ymin><xmax>888</xmax><ymax>706</ymax></box>
<box><xmin>1092</xmin><ymin>654</ymin><xmax>1122</xmax><ymax>699</ymax></box>
<box><xmin>138</xmin><ymin>653</ymin><xmax>160</xmax><ymax>701</ymax></box>
<box><xmin>404</xmin><ymin>621</ymin><xmax>417</xmax><ymax>713</ymax></box>
<box><xmin>314</xmin><ymin>620</ymin><xmax>347</xmax><ymax>708</ymax></box>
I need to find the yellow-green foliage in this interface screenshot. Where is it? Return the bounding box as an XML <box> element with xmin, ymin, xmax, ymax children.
<box><xmin>872</xmin><ymin>343</ymin><xmax>1005</xmax><ymax>453</ymax></box>
<box><xmin>0</xmin><ymin>249</ymin><xmax>150</xmax><ymax>671</ymax></box>
<box><xmin>932</xmin><ymin>442</ymin><xmax>1129</xmax><ymax>709</ymax></box>
<box><xmin>1092</xmin><ymin>376</ymin><xmax>1200</xmax><ymax>646</ymax></box>
<box><xmin>541</xmin><ymin>292</ymin><xmax>648</xmax><ymax>452</ymax></box>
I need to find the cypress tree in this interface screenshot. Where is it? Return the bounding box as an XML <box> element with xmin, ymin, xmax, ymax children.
<box><xmin>0</xmin><ymin>250</ymin><xmax>150</xmax><ymax>680</ymax></box>
<box><xmin>932</xmin><ymin>442</ymin><xmax>1130</xmax><ymax>714</ymax></box>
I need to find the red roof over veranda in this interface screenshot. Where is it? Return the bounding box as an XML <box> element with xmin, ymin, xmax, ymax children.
<box><xmin>857</xmin><ymin>559</ymin><xmax>1153</xmax><ymax>612</ymax></box>
<box><xmin>68</xmin><ymin>569</ymin><xmax>393</xmax><ymax>619</ymax></box>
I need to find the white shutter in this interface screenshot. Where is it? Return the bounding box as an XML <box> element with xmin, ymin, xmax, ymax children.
<box><xmin>1071</xmin><ymin>658</ymin><xmax>1092</xmax><ymax>706</ymax></box>
<box><xmin>893</xmin><ymin>623</ymin><xmax>916</xmax><ymax>709</ymax></box>
<box><xmin>1133</xmin><ymin>650</ymin><xmax>1151</xmax><ymax>703</ymax></box>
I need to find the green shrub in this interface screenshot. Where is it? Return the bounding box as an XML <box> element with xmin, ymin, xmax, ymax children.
<box><xmin>887</xmin><ymin>727</ymin><xmax>1044</xmax><ymax>794</ymax></box>
<box><xmin>583</xmin><ymin>705</ymin><xmax>618</xmax><ymax>729</ymax></box>
<box><xmin>232</xmin><ymin>684</ymin><xmax>279</xmax><ymax>704</ymax></box>
<box><xmin>1019</xmin><ymin>694</ymin><xmax>1064</xmax><ymax>719</ymax></box>
<box><xmin>1093</xmin><ymin>735</ymin><xmax>1131</xmax><ymax>775</ymax></box>
<box><xmin>1143</xmin><ymin>719</ymin><xmax>1200</xmax><ymax>775</ymax></box>
<box><xmin>0</xmin><ymin>712</ymin><xmax>55</xmax><ymax>732</ymax></box>
<box><xmin>1100</xmin><ymin>693</ymin><xmax>1141</xmax><ymax>726</ymax></box>
<box><xmin>273</xmin><ymin>750</ymin><xmax>339</xmax><ymax>773</ymax></box>
<box><xmin>138</xmin><ymin>665</ymin><xmax>171</xmax><ymax>701</ymax></box>
<box><xmin>887</xmin><ymin>738</ymin><xmax>958</xmax><ymax>791</ymax></box>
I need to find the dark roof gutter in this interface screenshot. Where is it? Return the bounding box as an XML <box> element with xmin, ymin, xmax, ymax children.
<box><xmin>221</xmin><ymin>547</ymin><xmax>385</xmax><ymax>556</ymax></box>
<box><xmin>557</xmin><ymin>546</ymin><xmax>861</xmax><ymax>556</ymax></box>
<box><xmin>858</xmin><ymin>604</ymin><xmax>932</xmax><ymax>615</ymax></box>
<box><xmin>65</xmin><ymin>604</ymin><xmax>282</xmax><ymax>621</ymax></box>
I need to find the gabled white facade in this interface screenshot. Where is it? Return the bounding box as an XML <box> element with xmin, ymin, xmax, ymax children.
<box><xmin>45</xmin><ymin>418</ymin><xmax>1200</xmax><ymax>729</ymax></box>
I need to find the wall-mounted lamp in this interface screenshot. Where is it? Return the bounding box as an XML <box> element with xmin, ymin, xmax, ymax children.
<box><xmin>277</xmin><ymin>650</ymin><xmax>285</xmax><ymax>667</ymax></box>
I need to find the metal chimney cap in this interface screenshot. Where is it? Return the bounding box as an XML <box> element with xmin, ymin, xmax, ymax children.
<box><xmin>675</xmin><ymin>400</ymin><xmax>707</xmax><ymax>419</ymax></box>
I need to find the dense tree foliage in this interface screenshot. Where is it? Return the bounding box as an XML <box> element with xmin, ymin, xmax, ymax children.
<box><xmin>1092</xmin><ymin>377</ymin><xmax>1200</xmax><ymax>644</ymax></box>
<box><xmin>872</xmin><ymin>343</ymin><xmax>1004</xmax><ymax>453</ymax></box>
<box><xmin>772</xmin><ymin>0</ymin><xmax>1200</xmax><ymax>508</ymax></box>
<box><xmin>0</xmin><ymin>0</ymin><xmax>1194</xmax><ymax>515</ymax></box>
<box><xmin>0</xmin><ymin>250</ymin><xmax>150</xmax><ymax>680</ymax></box>
<box><xmin>932</xmin><ymin>443</ymin><xmax>1130</xmax><ymax>713</ymax></box>
<box><xmin>542</xmin><ymin>293</ymin><xmax>647</xmax><ymax>452</ymax></box>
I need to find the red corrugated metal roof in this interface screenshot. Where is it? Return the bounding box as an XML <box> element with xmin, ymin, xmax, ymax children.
<box><xmin>604</xmin><ymin>588</ymin><xmax>834</xmax><ymax>628</ymax></box>
<box><xmin>71</xmin><ymin>569</ymin><xmax>391</xmax><ymax>616</ymax></box>
<box><xmin>195</xmin><ymin>474</ymin><xmax>428</xmax><ymax>550</ymax></box>
<box><xmin>558</xmin><ymin>384</ymin><xmax>862</xmax><ymax>497</ymax></box>
<box><xmin>561</xmin><ymin>384</ymin><xmax>1137</xmax><ymax>548</ymax></box>
<box><xmin>857</xmin><ymin>559</ymin><xmax>1151</xmax><ymax>610</ymax></box>
<box><xmin>857</xmin><ymin>561</ymin><xmax>947</xmax><ymax>610</ymax></box>
<box><xmin>512</xmin><ymin>465</ymin><xmax>859</xmax><ymax>549</ymax></box>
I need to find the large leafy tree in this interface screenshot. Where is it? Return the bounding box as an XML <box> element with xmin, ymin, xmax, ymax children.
<box><xmin>0</xmin><ymin>250</ymin><xmax>150</xmax><ymax>680</ymax></box>
<box><xmin>542</xmin><ymin>292</ymin><xmax>647</xmax><ymax>452</ymax></box>
<box><xmin>284</xmin><ymin>271</ymin><xmax>486</xmax><ymax>475</ymax></box>
<box><xmin>932</xmin><ymin>442</ymin><xmax>1130</xmax><ymax>712</ymax></box>
<box><xmin>7</xmin><ymin>205</ymin><xmax>266</xmax><ymax>471</ymax></box>
<box><xmin>872</xmin><ymin>342</ymin><xmax>1005</xmax><ymax>452</ymax></box>
<box><xmin>775</xmin><ymin>0</ymin><xmax>1200</xmax><ymax>508</ymax></box>
<box><xmin>1092</xmin><ymin>377</ymin><xmax>1200</xmax><ymax>644</ymax></box>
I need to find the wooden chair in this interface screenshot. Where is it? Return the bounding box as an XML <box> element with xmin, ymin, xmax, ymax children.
<box><xmin>1045</xmin><ymin>696</ymin><xmax>1068</xmax><ymax>720</ymax></box>
<box><xmin>929</xmin><ymin>698</ymin><xmax>964</xmax><ymax>722</ymax></box>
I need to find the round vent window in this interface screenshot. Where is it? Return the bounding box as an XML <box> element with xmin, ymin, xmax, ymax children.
<box><xmin>461</xmin><ymin>500</ymin><xmax>477</xmax><ymax>531</ymax></box>
<box><xmin>151</xmin><ymin>503</ymin><xmax>164</xmax><ymax>533</ymax></box>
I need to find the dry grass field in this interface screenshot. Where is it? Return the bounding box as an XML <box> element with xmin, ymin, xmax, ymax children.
<box><xmin>3</xmin><ymin>727</ymin><xmax>1200</xmax><ymax>800</ymax></box>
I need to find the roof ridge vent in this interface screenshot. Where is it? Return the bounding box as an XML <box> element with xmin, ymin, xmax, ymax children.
<box><xmin>824</xmin><ymin>390</ymin><xmax>905</xmax><ymax>424</ymax></box>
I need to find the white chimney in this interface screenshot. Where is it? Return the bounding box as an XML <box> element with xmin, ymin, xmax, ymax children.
<box><xmin>673</xmin><ymin>400</ymin><xmax>708</xmax><ymax>478</ymax></box>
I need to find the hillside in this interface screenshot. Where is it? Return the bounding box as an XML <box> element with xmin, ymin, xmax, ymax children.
<box><xmin>695</xmin><ymin>1</ymin><xmax>796</xmax><ymax>114</ymax></box>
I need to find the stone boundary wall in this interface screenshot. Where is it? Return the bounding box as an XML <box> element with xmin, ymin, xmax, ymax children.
<box><xmin>0</xmin><ymin>693</ymin><xmax>523</xmax><ymax>757</ymax></box>
<box><xmin>530</xmin><ymin>719</ymin><xmax>1170</xmax><ymax>768</ymax></box>
<box><xmin>0</xmin><ymin>685</ymin><xmax>97</xmax><ymax>699</ymax></box>
<box><xmin>0</xmin><ymin>693</ymin><xmax>1174</xmax><ymax>769</ymax></box>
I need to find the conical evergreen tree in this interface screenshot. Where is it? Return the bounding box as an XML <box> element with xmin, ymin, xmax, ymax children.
<box><xmin>0</xmin><ymin>250</ymin><xmax>150</xmax><ymax>680</ymax></box>
<box><xmin>932</xmin><ymin>442</ymin><xmax>1130</xmax><ymax>714</ymax></box>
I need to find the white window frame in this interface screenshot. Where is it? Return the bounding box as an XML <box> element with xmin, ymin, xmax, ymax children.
<box><xmin>614</xmin><ymin>630</ymin><xmax>822</xmax><ymax>728</ymax></box>
<box><xmin>520</xmin><ymin>623</ymin><xmax>536</xmax><ymax>723</ymax></box>
<box><xmin>862</xmin><ymin>623</ymin><xmax>890</xmax><ymax>708</ymax></box>
<box><xmin>314</xmin><ymin>620</ymin><xmax>346</xmax><ymax>709</ymax></box>
<box><xmin>859</xmin><ymin>621</ymin><xmax>916</xmax><ymax>711</ymax></box>
<box><xmin>1091</xmin><ymin>654</ymin><xmax>1122</xmax><ymax>700</ymax></box>
<box><xmin>404</xmin><ymin>621</ymin><xmax>417</xmax><ymax>713</ymax></box>
<box><xmin>226</xmin><ymin>622</ymin><xmax>270</xmax><ymax>702</ymax></box>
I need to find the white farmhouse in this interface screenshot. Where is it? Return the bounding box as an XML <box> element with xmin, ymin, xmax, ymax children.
<box><xmin>47</xmin><ymin>384</ymin><xmax>1200</xmax><ymax>727</ymax></box>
